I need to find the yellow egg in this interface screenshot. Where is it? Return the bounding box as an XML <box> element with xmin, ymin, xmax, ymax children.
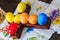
<box><xmin>29</xmin><ymin>14</ymin><xmax>38</xmax><ymax>24</ymax></box>
<box><xmin>6</xmin><ymin>12</ymin><xmax>14</xmax><ymax>23</ymax></box>
<box><xmin>53</xmin><ymin>17</ymin><xmax>60</xmax><ymax>24</ymax></box>
<box><xmin>20</xmin><ymin>12</ymin><xmax>29</xmax><ymax>24</ymax></box>
<box><xmin>17</xmin><ymin>2</ymin><xmax>26</xmax><ymax>13</ymax></box>
<box><xmin>14</xmin><ymin>14</ymin><xmax>21</xmax><ymax>24</ymax></box>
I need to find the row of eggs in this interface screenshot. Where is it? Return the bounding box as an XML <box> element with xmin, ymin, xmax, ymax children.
<box><xmin>6</xmin><ymin>12</ymin><xmax>48</xmax><ymax>26</ymax></box>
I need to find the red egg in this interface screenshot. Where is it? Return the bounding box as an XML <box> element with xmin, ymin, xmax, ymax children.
<box><xmin>7</xmin><ymin>23</ymin><xmax>18</xmax><ymax>35</ymax></box>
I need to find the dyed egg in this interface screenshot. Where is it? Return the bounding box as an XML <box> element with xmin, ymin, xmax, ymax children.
<box><xmin>7</xmin><ymin>23</ymin><xmax>18</xmax><ymax>35</ymax></box>
<box><xmin>6</xmin><ymin>12</ymin><xmax>14</xmax><ymax>23</ymax></box>
<box><xmin>17</xmin><ymin>2</ymin><xmax>26</xmax><ymax>13</ymax></box>
<box><xmin>14</xmin><ymin>14</ymin><xmax>21</xmax><ymax>24</ymax></box>
<box><xmin>20</xmin><ymin>12</ymin><xmax>29</xmax><ymax>24</ymax></box>
<box><xmin>29</xmin><ymin>14</ymin><xmax>38</xmax><ymax>24</ymax></box>
<box><xmin>38</xmin><ymin>13</ymin><xmax>48</xmax><ymax>26</ymax></box>
<box><xmin>53</xmin><ymin>17</ymin><xmax>60</xmax><ymax>24</ymax></box>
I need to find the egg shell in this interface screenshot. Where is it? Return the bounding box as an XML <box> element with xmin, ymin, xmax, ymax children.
<box><xmin>14</xmin><ymin>14</ymin><xmax>21</xmax><ymax>24</ymax></box>
<box><xmin>17</xmin><ymin>2</ymin><xmax>26</xmax><ymax>13</ymax></box>
<box><xmin>29</xmin><ymin>14</ymin><xmax>38</xmax><ymax>24</ymax></box>
<box><xmin>7</xmin><ymin>23</ymin><xmax>18</xmax><ymax>35</ymax></box>
<box><xmin>20</xmin><ymin>12</ymin><xmax>29</xmax><ymax>24</ymax></box>
<box><xmin>38</xmin><ymin>13</ymin><xmax>48</xmax><ymax>26</ymax></box>
<box><xmin>6</xmin><ymin>12</ymin><xmax>14</xmax><ymax>23</ymax></box>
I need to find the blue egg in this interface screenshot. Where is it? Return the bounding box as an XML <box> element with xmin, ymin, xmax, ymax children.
<box><xmin>38</xmin><ymin>13</ymin><xmax>48</xmax><ymax>26</ymax></box>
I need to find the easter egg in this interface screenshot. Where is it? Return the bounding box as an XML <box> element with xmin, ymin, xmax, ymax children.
<box><xmin>20</xmin><ymin>12</ymin><xmax>29</xmax><ymax>24</ymax></box>
<box><xmin>53</xmin><ymin>17</ymin><xmax>60</xmax><ymax>24</ymax></box>
<box><xmin>29</xmin><ymin>14</ymin><xmax>38</xmax><ymax>24</ymax></box>
<box><xmin>6</xmin><ymin>12</ymin><xmax>14</xmax><ymax>23</ymax></box>
<box><xmin>38</xmin><ymin>13</ymin><xmax>48</xmax><ymax>26</ymax></box>
<box><xmin>7</xmin><ymin>23</ymin><xmax>18</xmax><ymax>35</ymax></box>
<box><xmin>17</xmin><ymin>2</ymin><xmax>26</xmax><ymax>13</ymax></box>
<box><xmin>14</xmin><ymin>14</ymin><xmax>21</xmax><ymax>24</ymax></box>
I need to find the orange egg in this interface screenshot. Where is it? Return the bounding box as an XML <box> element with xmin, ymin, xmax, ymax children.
<box><xmin>29</xmin><ymin>14</ymin><xmax>38</xmax><ymax>24</ymax></box>
<box><xmin>20</xmin><ymin>12</ymin><xmax>29</xmax><ymax>24</ymax></box>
